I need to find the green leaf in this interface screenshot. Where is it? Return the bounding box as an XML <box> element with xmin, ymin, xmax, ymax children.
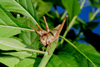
<box><xmin>0</xmin><ymin>5</ymin><xmax>22</xmax><ymax>37</ymax></box>
<box><xmin>59</xmin><ymin>36</ymin><xmax>99</xmax><ymax>67</ymax></box>
<box><xmin>46</xmin><ymin>52</ymin><xmax>78</xmax><ymax>67</ymax></box>
<box><xmin>0</xmin><ymin>56</ymin><xmax>19</xmax><ymax>67</ymax></box>
<box><xmin>85</xmin><ymin>53</ymin><xmax>100</xmax><ymax>67</ymax></box>
<box><xmin>0</xmin><ymin>0</ymin><xmax>38</xmax><ymax>25</ymax></box>
<box><xmin>62</xmin><ymin>0</ymin><xmax>80</xmax><ymax>20</ymax></box>
<box><xmin>2</xmin><ymin>51</ymin><xmax>32</xmax><ymax>59</ymax></box>
<box><xmin>68</xmin><ymin>41</ymin><xmax>100</xmax><ymax>56</ymax></box>
<box><xmin>0</xmin><ymin>26</ymin><xmax>21</xmax><ymax>38</ymax></box>
<box><xmin>63</xmin><ymin>41</ymin><xmax>100</xmax><ymax>66</ymax></box>
<box><xmin>15</xmin><ymin>58</ymin><xmax>35</xmax><ymax>67</ymax></box>
<box><xmin>0</xmin><ymin>38</ymin><xmax>46</xmax><ymax>54</ymax></box>
<box><xmin>0</xmin><ymin>38</ymin><xmax>26</xmax><ymax>50</ymax></box>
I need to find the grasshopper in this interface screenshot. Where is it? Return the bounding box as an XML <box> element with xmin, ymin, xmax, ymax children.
<box><xmin>28</xmin><ymin>15</ymin><xmax>68</xmax><ymax>54</ymax></box>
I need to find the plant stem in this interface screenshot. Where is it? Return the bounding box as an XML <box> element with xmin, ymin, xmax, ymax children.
<box><xmin>89</xmin><ymin>8</ymin><xmax>100</xmax><ymax>22</ymax></box>
<box><xmin>59</xmin><ymin>35</ymin><xmax>97</xmax><ymax>67</ymax></box>
<box><xmin>60</xmin><ymin>0</ymin><xmax>86</xmax><ymax>44</ymax></box>
<box><xmin>38</xmin><ymin>40</ymin><xmax>57</xmax><ymax>67</ymax></box>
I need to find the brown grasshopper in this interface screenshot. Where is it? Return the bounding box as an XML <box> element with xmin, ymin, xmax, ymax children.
<box><xmin>28</xmin><ymin>15</ymin><xmax>68</xmax><ymax>54</ymax></box>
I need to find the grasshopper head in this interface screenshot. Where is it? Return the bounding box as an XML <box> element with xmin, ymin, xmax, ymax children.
<box><xmin>40</xmin><ymin>35</ymin><xmax>47</xmax><ymax>46</ymax></box>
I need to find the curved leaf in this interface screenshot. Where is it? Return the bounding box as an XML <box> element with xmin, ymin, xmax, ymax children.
<box><xmin>0</xmin><ymin>57</ymin><xmax>19</xmax><ymax>67</ymax></box>
<box><xmin>59</xmin><ymin>35</ymin><xmax>98</xmax><ymax>67</ymax></box>
<box><xmin>15</xmin><ymin>58</ymin><xmax>35</xmax><ymax>67</ymax></box>
<box><xmin>46</xmin><ymin>52</ymin><xmax>78</xmax><ymax>67</ymax></box>
<box><xmin>0</xmin><ymin>0</ymin><xmax>38</xmax><ymax>25</ymax></box>
<box><xmin>0</xmin><ymin>38</ymin><xmax>46</xmax><ymax>54</ymax></box>
<box><xmin>2</xmin><ymin>51</ymin><xmax>32</xmax><ymax>59</ymax></box>
<box><xmin>0</xmin><ymin>38</ymin><xmax>26</xmax><ymax>50</ymax></box>
<box><xmin>0</xmin><ymin>5</ymin><xmax>22</xmax><ymax>37</ymax></box>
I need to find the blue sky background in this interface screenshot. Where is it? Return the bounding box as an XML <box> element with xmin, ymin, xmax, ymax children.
<box><xmin>51</xmin><ymin>0</ymin><xmax>100</xmax><ymax>35</ymax></box>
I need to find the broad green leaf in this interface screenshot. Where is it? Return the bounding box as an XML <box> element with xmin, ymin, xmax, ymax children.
<box><xmin>0</xmin><ymin>38</ymin><xmax>45</xmax><ymax>55</ymax></box>
<box><xmin>2</xmin><ymin>51</ymin><xmax>32</xmax><ymax>59</ymax></box>
<box><xmin>0</xmin><ymin>5</ymin><xmax>26</xmax><ymax>27</ymax></box>
<box><xmin>0</xmin><ymin>26</ymin><xmax>21</xmax><ymax>37</ymax></box>
<box><xmin>0</xmin><ymin>25</ymin><xmax>34</xmax><ymax>38</ymax></box>
<box><xmin>62</xmin><ymin>0</ymin><xmax>80</xmax><ymax>20</ymax></box>
<box><xmin>62</xmin><ymin>42</ymin><xmax>100</xmax><ymax>67</ymax></box>
<box><xmin>0</xmin><ymin>5</ymin><xmax>27</xmax><ymax>37</ymax></box>
<box><xmin>46</xmin><ymin>52</ymin><xmax>78</xmax><ymax>67</ymax></box>
<box><xmin>15</xmin><ymin>58</ymin><xmax>35</xmax><ymax>67</ymax></box>
<box><xmin>0</xmin><ymin>38</ymin><xmax>26</xmax><ymax>50</ymax></box>
<box><xmin>75</xmin><ymin>42</ymin><xmax>100</xmax><ymax>55</ymax></box>
<box><xmin>0</xmin><ymin>56</ymin><xmax>19</xmax><ymax>67</ymax></box>
<box><xmin>72</xmin><ymin>51</ymin><xmax>94</xmax><ymax>67</ymax></box>
<box><xmin>85</xmin><ymin>53</ymin><xmax>100</xmax><ymax>67</ymax></box>
<box><xmin>0</xmin><ymin>0</ymin><xmax>38</xmax><ymax>25</ymax></box>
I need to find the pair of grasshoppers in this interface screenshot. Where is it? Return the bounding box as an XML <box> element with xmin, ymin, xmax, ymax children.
<box><xmin>28</xmin><ymin>15</ymin><xmax>68</xmax><ymax>54</ymax></box>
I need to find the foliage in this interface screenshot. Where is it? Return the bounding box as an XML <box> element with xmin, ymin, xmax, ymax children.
<box><xmin>0</xmin><ymin>0</ymin><xmax>100</xmax><ymax>67</ymax></box>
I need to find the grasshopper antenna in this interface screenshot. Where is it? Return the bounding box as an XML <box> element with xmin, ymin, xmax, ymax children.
<box><xmin>27</xmin><ymin>21</ymin><xmax>38</xmax><ymax>32</ymax></box>
<box><xmin>36</xmin><ymin>24</ymin><xmax>42</xmax><ymax>30</ymax></box>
